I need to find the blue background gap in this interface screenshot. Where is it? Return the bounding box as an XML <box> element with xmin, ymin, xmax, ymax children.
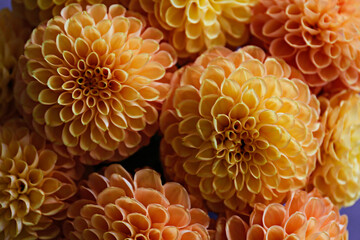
<box><xmin>0</xmin><ymin>0</ymin><xmax>358</xmax><ymax>238</ymax></box>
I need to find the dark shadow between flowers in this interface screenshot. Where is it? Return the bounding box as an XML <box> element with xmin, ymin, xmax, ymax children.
<box><xmin>93</xmin><ymin>134</ymin><xmax>165</xmax><ymax>182</ymax></box>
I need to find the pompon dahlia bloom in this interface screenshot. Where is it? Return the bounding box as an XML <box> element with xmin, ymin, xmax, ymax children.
<box><xmin>160</xmin><ymin>46</ymin><xmax>323</xmax><ymax>213</ymax></box>
<box><xmin>251</xmin><ymin>0</ymin><xmax>360</xmax><ymax>92</ymax></box>
<box><xmin>215</xmin><ymin>190</ymin><xmax>348</xmax><ymax>240</ymax></box>
<box><xmin>15</xmin><ymin>4</ymin><xmax>177</xmax><ymax>165</ymax></box>
<box><xmin>121</xmin><ymin>0</ymin><xmax>258</xmax><ymax>58</ymax></box>
<box><xmin>0</xmin><ymin>119</ymin><xmax>78</xmax><ymax>239</ymax></box>
<box><xmin>11</xmin><ymin>0</ymin><xmax>120</xmax><ymax>27</ymax></box>
<box><xmin>311</xmin><ymin>91</ymin><xmax>360</xmax><ymax>207</ymax></box>
<box><xmin>63</xmin><ymin>164</ymin><xmax>211</xmax><ymax>240</ymax></box>
<box><xmin>0</xmin><ymin>9</ymin><xmax>30</xmax><ymax>122</ymax></box>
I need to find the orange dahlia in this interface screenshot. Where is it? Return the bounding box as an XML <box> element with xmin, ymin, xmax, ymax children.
<box><xmin>0</xmin><ymin>118</ymin><xmax>78</xmax><ymax>239</ymax></box>
<box><xmin>311</xmin><ymin>91</ymin><xmax>360</xmax><ymax>207</ymax></box>
<box><xmin>160</xmin><ymin>46</ymin><xmax>323</xmax><ymax>213</ymax></box>
<box><xmin>15</xmin><ymin>4</ymin><xmax>177</xmax><ymax>165</ymax></box>
<box><xmin>215</xmin><ymin>190</ymin><xmax>348</xmax><ymax>240</ymax></box>
<box><xmin>11</xmin><ymin>0</ymin><xmax>120</xmax><ymax>27</ymax></box>
<box><xmin>0</xmin><ymin>9</ymin><xmax>30</xmax><ymax>122</ymax></box>
<box><xmin>121</xmin><ymin>0</ymin><xmax>258</xmax><ymax>59</ymax></box>
<box><xmin>251</xmin><ymin>0</ymin><xmax>360</xmax><ymax>93</ymax></box>
<box><xmin>64</xmin><ymin>164</ymin><xmax>211</xmax><ymax>240</ymax></box>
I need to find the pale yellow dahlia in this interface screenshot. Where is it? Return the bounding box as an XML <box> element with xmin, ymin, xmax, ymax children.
<box><xmin>0</xmin><ymin>9</ymin><xmax>30</xmax><ymax>122</ymax></box>
<box><xmin>120</xmin><ymin>0</ymin><xmax>258</xmax><ymax>59</ymax></box>
<box><xmin>15</xmin><ymin>4</ymin><xmax>177</xmax><ymax>165</ymax></box>
<box><xmin>0</xmin><ymin>118</ymin><xmax>78</xmax><ymax>240</ymax></box>
<box><xmin>12</xmin><ymin>0</ymin><xmax>120</xmax><ymax>27</ymax></box>
<box><xmin>251</xmin><ymin>0</ymin><xmax>360</xmax><ymax>93</ymax></box>
<box><xmin>311</xmin><ymin>91</ymin><xmax>360</xmax><ymax>207</ymax></box>
<box><xmin>160</xmin><ymin>46</ymin><xmax>323</xmax><ymax>213</ymax></box>
<box><xmin>64</xmin><ymin>164</ymin><xmax>211</xmax><ymax>240</ymax></box>
<box><xmin>215</xmin><ymin>190</ymin><xmax>348</xmax><ymax>240</ymax></box>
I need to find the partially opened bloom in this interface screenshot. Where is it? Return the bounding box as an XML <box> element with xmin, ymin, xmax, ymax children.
<box><xmin>15</xmin><ymin>4</ymin><xmax>177</xmax><ymax>165</ymax></box>
<box><xmin>311</xmin><ymin>91</ymin><xmax>360</xmax><ymax>207</ymax></box>
<box><xmin>11</xmin><ymin>0</ymin><xmax>119</xmax><ymax>27</ymax></box>
<box><xmin>64</xmin><ymin>164</ymin><xmax>211</xmax><ymax>240</ymax></box>
<box><xmin>0</xmin><ymin>9</ymin><xmax>30</xmax><ymax>122</ymax></box>
<box><xmin>251</xmin><ymin>0</ymin><xmax>360</xmax><ymax>93</ymax></box>
<box><xmin>121</xmin><ymin>0</ymin><xmax>258</xmax><ymax>59</ymax></box>
<box><xmin>215</xmin><ymin>190</ymin><xmax>348</xmax><ymax>240</ymax></box>
<box><xmin>160</xmin><ymin>46</ymin><xmax>323</xmax><ymax>213</ymax></box>
<box><xmin>0</xmin><ymin>119</ymin><xmax>78</xmax><ymax>239</ymax></box>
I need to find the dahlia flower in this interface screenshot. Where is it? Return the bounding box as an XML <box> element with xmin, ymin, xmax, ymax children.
<box><xmin>0</xmin><ymin>119</ymin><xmax>78</xmax><ymax>239</ymax></box>
<box><xmin>160</xmin><ymin>46</ymin><xmax>323</xmax><ymax>213</ymax></box>
<box><xmin>15</xmin><ymin>4</ymin><xmax>177</xmax><ymax>165</ymax></box>
<box><xmin>311</xmin><ymin>91</ymin><xmax>360</xmax><ymax>207</ymax></box>
<box><xmin>251</xmin><ymin>0</ymin><xmax>360</xmax><ymax>93</ymax></box>
<box><xmin>64</xmin><ymin>164</ymin><xmax>211</xmax><ymax>240</ymax></box>
<box><xmin>121</xmin><ymin>0</ymin><xmax>258</xmax><ymax>59</ymax></box>
<box><xmin>11</xmin><ymin>0</ymin><xmax>119</xmax><ymax>26</ymax></box>
<box><xmin>215</xmin><ymin>190</ymin><xmax>348</xmax><ymax>240</ymax></box>
<box><xmin>0</xmin><ymin>9</ymin><xmax>30</xmax><ymax>122</ymax></box>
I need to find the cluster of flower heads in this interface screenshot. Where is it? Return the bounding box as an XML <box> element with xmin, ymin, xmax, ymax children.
<box><xmin>0</xmin><ymin>119</ymin><xmax>80</xmax><ymax>239</ymax></box>
<box><xmin>0</xmin><ymin>0</ymin><xmax>358</xmax><ymax>239</ymax></box>
<box><xmin>251</xmin><ymin>0</ymin><xmax>360</xmax><ymax>93</ymax></box>
<box><xmin>160</xmin><ymin>46</ymin><xmax>323</xmax><ymax>214</ymax></box>
<box><xmin>15</xmin><ymin>3</ymin><xmax>177</xmax><ymax>165</ymax></box>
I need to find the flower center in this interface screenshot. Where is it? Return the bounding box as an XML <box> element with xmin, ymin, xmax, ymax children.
<box><xmin>211</xmin><ymin>117</ymin><xmax>260</xmax><ymax>165</ymax></box>
<box><xmin>76</xmin><ymin>66</ymin><xmax>111</xmax><ymax>97</ymax></box>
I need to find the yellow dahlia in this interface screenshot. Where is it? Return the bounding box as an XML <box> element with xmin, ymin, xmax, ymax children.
<box><xmin>251</xmin><ymin>0</ymin><xmax>360</xmax><ymax>93</ymax></box>
<box><xmin>0</xmin><ymin>9</ymin><xmax>30</xmax><ymax>122</ymax></box>
<box><xmin>15</xmin><ymin>4</ymin><xmax>177</xmax><ymax>165</ymax></box>
<box><xmin>121</xmin><ymin>0</ymin><xmax>258</xmax><ymax>59</ymax></box>
<box><xmin>0</xmin><ymin>118</ymin><xmax>78</xmax><ymax>240</ymax></box>
<box><xmin>12</xmin><ymin>0</ymin><xmax>120</xmax><ymax>27</ymax></box>
<box><xmin>160</xmin><ymin>46</ymin><xmax>323</xmax><ymax>213</ymax></box>
<box><xmin>311</xmin><ymin>91</ymin><xmax>360</xmax><ymax>207</ymax></box>
<box><xmin>64</xmin><ymin>164</ymin><xmax>211</xmax><ymax>240</ymax></box>
<box><xmin>215</xmin><ymin>190</ymin><xmax>348</xmax><ymax>240</ymax></box>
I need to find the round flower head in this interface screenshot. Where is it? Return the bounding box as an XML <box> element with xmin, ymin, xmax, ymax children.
<box><xmin>121</xmin><ymin>0</ymin><xmax>258</xmax><ymax>59</ymax></box>
<box><xmin>215</xmin><ymin>190</ymin><xmax>348</xmax><ymax>240</ymax></box>
<box><xmin>160</xmin><ymin>46</ymin><xmax>323</xmax><ymax>213</ymax></box>
<box><xmin>64</xmin><ymin>164</ymin><xmax>211</xmax><ymax>240</ymax></box>
<box><xmin>311</xmin><ymin>91</ymin><xmax>360</xmax><ymax>207</ymax></box>
<box><xmin>0</xmin><ymin>119</ymin><xmax>78</xmax><ymax>239</ymax></box>
<box><xmin>15</xmin><ymin>4</ymin><xmax>177</xmax><ymax>165</ymax></box>
<box><xmin>11</xmin><ymin>0</ymin><xmax>120</xmax><ymax>27</ymax></box>
<box><xmin>0</xmin><ymin>9</ymin><xmax>30</xmax><ymax>122</ymax></box>
<box><xmin>251</xmin><ymin>0</ymin><xmax>360</xmax><ymax>93</ymax></box>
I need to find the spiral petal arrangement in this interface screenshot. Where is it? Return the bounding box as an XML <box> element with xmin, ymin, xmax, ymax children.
<box><xmin>11</xmin><ymin>0</ymin><xmax>120</xmax><ymax>27</ymax></box>
<box><xmin>0</xmin><ymin>9</ymin><xmax>30</xmax><ymax>122</ymax></box>
<box><xmin>64</xmin><ymin>164</ymin><xmax>211</xmax><ymax>240</ymax></box>
<box><xmin>0</xmin><ymin>119</ymin><xmax>78</xmax><ymax>239</ymax></box>
<box><xmin>121</xmin><ymin>0</ymin><xmax>258</xmax><ymax>59</ymax></box>
<box><xmin>216</xmin><ymin>190</ymin><xmax>348</xmax><ymax>240</ymax></box>
<box><xmin>251</xmin><ymin>0</ymin><xmax>360</xmax><ymax>93</ymax></box>
<box><xmin>15</xmin><ymin>4</ymin><xmax>177</xmax><ymax>165</ymax></box>
<box><xmin>160</xmin><ymin>46</ymin><xmax>323</xmax><ymax>213</ymax></box>
<box><xmin>311</xmin><ymin>91</ymin><xmax>360</xmax><ymax>207</ymax></box>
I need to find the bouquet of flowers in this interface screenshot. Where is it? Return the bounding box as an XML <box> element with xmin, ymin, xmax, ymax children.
<box><xmin>0</xmin><ymin>0</ymin><xmax>358</xmax><ymax>239</ymax></box>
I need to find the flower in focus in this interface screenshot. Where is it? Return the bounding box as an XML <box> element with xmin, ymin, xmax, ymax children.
<box><xmin>121</xmin><ymin>0</ymin><xmax>258</xmax><ymax>59</ymax></box>
<box><xmin>160</xmin><ymin>46</ymin><xmax>323</xmax><ymax>213</ymax></box>
<box><xmin>215</xmin><ymin>190</ymin><xmax>348</xmax><ymax>240</ymax></box>
<box><xmin>64</xmin><ymin>164</ymin><xmax>211</xmax><ymax>240</ymax></box>
<box><xmin>251</xmin><ymin>0</ymin><xmax>360</xmax><ymax>93</ymax></box>
<box><xmin>15</xmin><ymin>4</ymin><xmax>177</xmax><ymax>165</ymax></box>
<box><xmin>11</xmin><ymin>0</ymin><xmax>120</xmax><ymax>27</ymax></box>
<box><xmin>0</xmin><ymin>9</ymin><xmax>30</xmax><ymax>122</ymax></box>
<box><xmin>0</xmin><ymin>119</ymin><xmax>78</xmax><ymax>239</ymax></box>
<box><xmin>311</xmin><ymin>91</ymin><xmax>360</xmax><ymax>207</ymax></box>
